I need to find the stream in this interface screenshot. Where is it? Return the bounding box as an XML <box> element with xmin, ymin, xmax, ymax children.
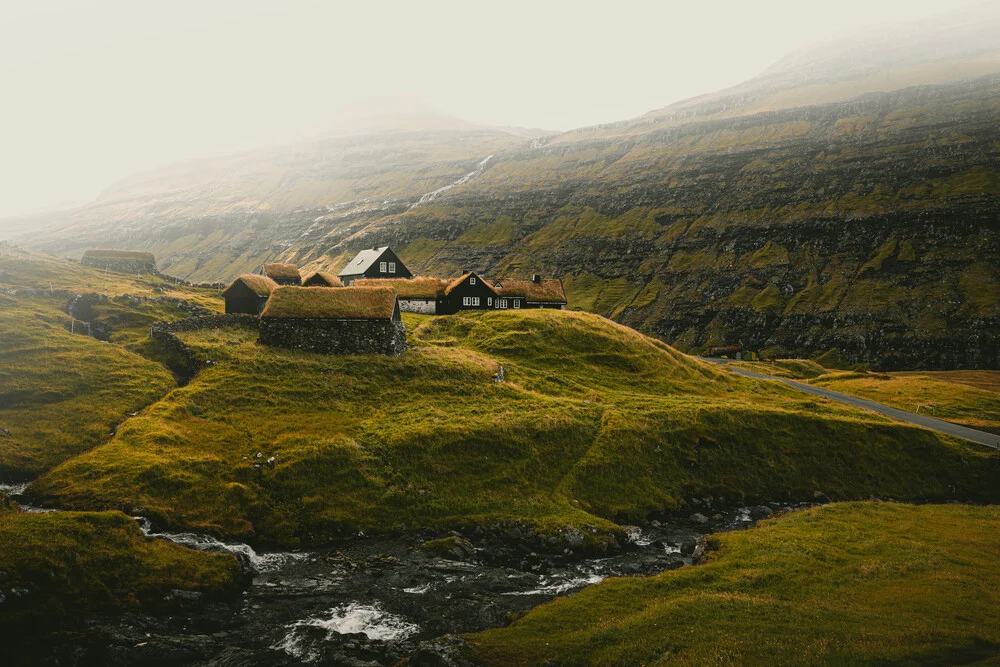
<box><xmin>1</xmin><ymin>482</ymin><xmax>788</xmax><ymax>665</ymax></box>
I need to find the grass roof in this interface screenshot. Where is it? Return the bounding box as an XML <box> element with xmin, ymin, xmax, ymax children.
<box><xmin>493</xmin><ymin>278</ymin><xmax>567</xmax><ymax>302</ymax></box>
<box><xmin>302</xmin><ymin>271</ymin><xmax>344</xmax><ymax>287</ymax></box>
<box><xmin>262</xmin><ymin>263</ymin><xmax>301</xmax><ymax>282</ymax></box>
<box><xmin>82</xmin><ymin>249</ymin><xmax>156</xmax><ymax>263</ymax></box>
<box><xmin>225</xmin><ymin>273</ymin><xmax>278</xmax><ymax>297</ymax></box>
<box><xmin>355</xmin><ymin>276</ymin><xmax>447</xmax><ymax>299</ymax></box>
<box><xmin>443</xmin><ymin>272</ymin><xmax>499</xmax><ymax>296</ymax></box>
<box><xmin>261</xmin><ymin>286</ymin><xmax>398</xmax><ymax>319</ymax></box>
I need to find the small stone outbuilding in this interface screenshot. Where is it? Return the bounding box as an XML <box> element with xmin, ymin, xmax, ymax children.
<box><xmin>259</xmin><ymin>286</ymin><xmax>406</xmax><ymax>356</ymax></box>
<box><xmin>302</xmin><ymin>271</ymin><xmax>343</xmax><ymax>287</ymax></box>
<box><xmin>261</xmin><ymin>263</ymin><xmax>302</xmax><ymax>285</ymax></box>
<box><xmin>223</xmin><ymin>274</ymin><xmax>279</xmax><ymax>315</ymax></box>
<box><xmin>82</xmin><ymin>249</ymin><xmax>158</xmax><ymax>274</ymax></box>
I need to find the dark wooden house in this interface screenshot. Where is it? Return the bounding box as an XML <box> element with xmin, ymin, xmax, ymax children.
<box><xmin>261</xmin><ymin>262</ymin><xmax>302</xmax><ymax>285</ymax></box>
<box><xmin>302</xmin><ymin>271</ymin><xmax>343</xmax><ymax>287</ymax></box>
<box><xmin>338</xmin><ymin>247</ymin><xmax>412</xmax><ymax>285</ymax></box>
<box><xmin>223</xmin><ymin>274</ymin><xmax>279</xmax><ymax>315</ymax></box>
<box><xmin>355</xmin><ymin>277</ymin><xmax>447</xmax><ymax>314</ymax></box>
<box><xmin>258</xmin><ymin>286</ymin><xmax>406</xmax><ymax>356</ymax></box>
<box><xmin>439</xmin><ymin>272</ymin><xmax>500</xmax><ymax>314</ymax></box>
<box><xmin>491</xmin><ymin>275</ymin><xmax>567</xmax><ymax>309</ymax></box>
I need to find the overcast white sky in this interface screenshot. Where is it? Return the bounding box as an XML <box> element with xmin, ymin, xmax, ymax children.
<box><xmin>0</xmin><ymin>0</ymin><xmax>989</xmax><ymax>219</ymax></box>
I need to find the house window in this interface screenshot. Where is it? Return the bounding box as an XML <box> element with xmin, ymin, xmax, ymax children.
<box><xmin>500</xmin><ymin>298</ymin><xmax>508</xmax><ymax>308</ymax></box>
<box><xmin>388</xmin><ymin>262</ymin><xmax>396</xmax><ymax>273</ymax></box>
<box><xmin>513</xmin><ymin>299</ymin><xmax>521</xmax><ymax>308</ymax></box>
<box><xmin>472</xmin><ymin>297</ymin><xmax>480</xmax><ymax>306</ymax></box>
<box><xmin>470</xmin><ymin>277</ymin><xmax>476</xmax><ymax>285</ymax></box>
<box><xmin>379</xmin><ymin>261</ymin><xmax>387</xmax><ymax>272</ymax></box>
<box><xmin>488</xmin><ymin>297</ymin><xmax>492</xmax><ymax>306</ymax></box>
<box><xmin>463</xmin><ymin>297</ymin><xmax>471</xmax><ymax>306</ymax></box>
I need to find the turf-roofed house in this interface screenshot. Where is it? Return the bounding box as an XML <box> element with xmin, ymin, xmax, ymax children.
<box><xmin>435</xmin><ymin>271</ymin><xmax>568</xmax><ymax>313</ymax></box>
<box><xmin>259</xmin><ymin>286</ymin><xmax>406</xmax><ymax>355</ymax></box>
<box><xmin>81</xmin><ymin>249</ymin><xmax>158</xmax><ymax>274</ymax></box>
<box><xmin>302</xmin><ymin>271</ymin><xmax>343</xmax><ymax>287</ymax></box>
<box><xmin>260</xmin><ymin>262</ymin><xmax>302</xmax><ymax>285</ymax></box>
<box><xmin>355</xmin><ymin>276</ymin><xmax>448</xmax><ymax>314</ymax></box>
<box><xmin>338</xmin><ymin>246</ymin><xmax>412</xmax><ymax>285</ymax></box>
<box><xmin>223</xmin><ymin>274</ymin><xmax>279</xmax><ymax>315</ymax></box>
<box><xmin>492</xmin><ymin>275</ymin><xmax>567</xmax><ymax>310</ymax></box>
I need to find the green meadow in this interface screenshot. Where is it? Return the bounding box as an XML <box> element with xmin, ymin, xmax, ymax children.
<box><xmin>466</xmin><ymin>502</ymin><xmax>1000</xmax><ymax>666</ymax></box>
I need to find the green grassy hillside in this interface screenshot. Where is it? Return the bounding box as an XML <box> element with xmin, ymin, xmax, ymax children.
<box><xmin>466</xmin><ymin>502</ymin><xmax>1000</xmax><ymax>666</ymax></box>
<box><xmin>0</xmin><ymin>502</ymin><xmax>240</xmax><ymax>633</ymax></box>
<box><xmin>0</xmin><ymin>296</ymin><xmax>176</xmax><ymax>478</ymax></box>
<box><xmin>0</xmin><ymin>254</ymin><xmax>223</xmax><ymax>479</ymax></box>
<box><xmin>809</xmin><ymin>371</ymin><xmax>1000</xmax><ymax>434</ymax></box>
<box><xmin>30</xmin><ymin>308</ymin><xmax>999</xmax><ymax>548</ymax></box>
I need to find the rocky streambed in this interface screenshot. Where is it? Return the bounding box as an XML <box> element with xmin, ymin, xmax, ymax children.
<box><xmin>1</xmin><ymin>482</ymin><xmax>791</xmax><ymax>666</ymax></box>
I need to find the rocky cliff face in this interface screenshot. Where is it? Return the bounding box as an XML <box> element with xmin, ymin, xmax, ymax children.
<box><xmin>348</xmin><ymin>77</ymin><xmax>1000</xmax><ymax>369</ymax></box>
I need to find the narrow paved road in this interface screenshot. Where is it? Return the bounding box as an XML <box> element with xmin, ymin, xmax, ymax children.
<box><xmin>700</xmin><ymin>358</ymin><xmax>1000</xmax><ymax>451</ymax></box>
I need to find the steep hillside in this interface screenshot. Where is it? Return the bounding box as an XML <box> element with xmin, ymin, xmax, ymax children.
<box><xmin>14</xmin><ymin>10</ymin><xmax>1000</xmax><ymax>368</ymax></box>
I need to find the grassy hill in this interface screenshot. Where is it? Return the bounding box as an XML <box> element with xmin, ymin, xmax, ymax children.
<box><xmin>25</xmin><ymin>302</ymin><xmax>1000</xmax><ymax>548</ymax></box>
<box><xmin>465</xmin><ymin>502</ymin><xmax>1000</xmax><ymax>666</ymax></box>
<box><xmin>0</xmin><ymin>253</ymin><xmax>224</xmax><ymax>479</ymax></box>
<box><xmin>0</xmin><ymin>501</ymin><xmax>240</xmax><ymax>634</ymax></box>
<box><xmin>809</xmin><ymin>370</ymin><xmax>1000</xmax><ymax>435</ymax></box>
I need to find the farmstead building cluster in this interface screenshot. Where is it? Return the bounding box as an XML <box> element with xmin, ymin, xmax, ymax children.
<box><xmin>211</xmin><ymin>246</ymin><xmax>568</xmax><ymax>355</ymax></box>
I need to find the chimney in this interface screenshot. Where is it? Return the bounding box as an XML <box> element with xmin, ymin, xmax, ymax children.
<box><xmin>532</xmin><ymin>274</ymin><xmax>541</xmax><ymax>283</ymax></box>
<box><xmin>462</xmin><ymin>268</ymin><xmax>470</xmax><ymax>274</ymax></box>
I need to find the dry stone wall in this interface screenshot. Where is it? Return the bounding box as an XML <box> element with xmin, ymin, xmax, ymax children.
<box><xmin>259</xmin><ymin>319</ymin><xmax>406</xmax><ymax>356</ymax></box>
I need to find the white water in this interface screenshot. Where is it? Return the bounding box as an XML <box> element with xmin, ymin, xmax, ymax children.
<box><xmin>0</xmin><ymin>481</ymin><xmax>57</xmax><ymax>512</ymax></box>
<box><xmin>274</xmin><ymin>603</ymin><xmax>420</xmax><ymax>662</ymax></box>
<box><xmin>409</xmin><ymin>154</ymin><xmax>494</xmax><ymax>208</ymax></box>
<box><xmin>133</xmin><ymin>517</ymin><xmax>309</xmax><ymax>573</ymax></box>
<box><xmin>0</xmin><ymin>481</ymin><xmax>29</xmax><ymax>496</ymax></box>
<box><xmin>506</xmin><ymin>573</ymin><xmax>605</xmax><ymax>596</ymax></box>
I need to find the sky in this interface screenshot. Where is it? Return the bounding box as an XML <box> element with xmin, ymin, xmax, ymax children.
<box><xmin>0</xmin><ymin>0</ymin><xmax>990</xmax><ymax>220</ymax></box>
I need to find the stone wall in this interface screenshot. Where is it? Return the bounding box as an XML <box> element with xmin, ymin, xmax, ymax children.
<box><xmin>259</xmin><ymin>318</ymin><xmax>406</xmax><ymax>356</ymax></box>
<box><xmin>148</xmin><ymin>314</ymin><xmax>258</xmax><ymax>384</ymax></box>
<box><xmin>153</xmin><ymin>313</ymin><xmax>257</xmax><ymax>334</ymax></box>
<box><xmin>399</xmin><ymin>298</ymin><xmax>437</xmax><ymax>314</ymax></box>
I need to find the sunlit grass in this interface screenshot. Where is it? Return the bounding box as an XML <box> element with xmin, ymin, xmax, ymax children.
<box><xmin>467</xmin><ymin>502</ymin><xmax>1000</xmax><ymax>665</ymax></box>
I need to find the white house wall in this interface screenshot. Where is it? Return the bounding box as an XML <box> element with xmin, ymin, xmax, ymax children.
<box><xmin>399</xmin><ymin>298</ymin><xmax>437</xmax><ymax>314</ymax></box>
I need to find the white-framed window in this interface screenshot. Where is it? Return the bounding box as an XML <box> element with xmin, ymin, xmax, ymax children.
<box><xmin>470</xmin><ymin>276</ymin><xmax>476</xmax><ymax>285</ymax></box>
<box><xmin>379</xmin><ymin>261</ymin><xmax>387</xmax><ymax>272</ymax></box>
<box><xmin>500</xmin><ymin>298</ymin><xmax>508</xmax><ymax>308</ymax></box>
<box><xmin>388</xmin><ymin>262</ymin><xmax>396</xmax><ymax>273</ymax></box>
<box><xmin>513</xmin><ymin>299</ymin><xmax>521</xmax><ymax>308</ymax></box>
<box><xmin>472</xmin><ymin>297</ymin><xmax>480</xmax><ymax>306</ymax></box>
<box><xmin>487</xmin><ymin>297</ymin><xmax>492</xmax><ymax>306</ymax></box>
<box><xmin>463</xmin><ymin>297</ymin><xmax>471</xmax><ymax>306</ymax></box>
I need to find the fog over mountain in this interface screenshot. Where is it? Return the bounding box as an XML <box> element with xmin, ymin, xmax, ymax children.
<box><xmin>0</xmin><ymin>0</ymin><xmax>993</xmax><ymax>222</ymax></box>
